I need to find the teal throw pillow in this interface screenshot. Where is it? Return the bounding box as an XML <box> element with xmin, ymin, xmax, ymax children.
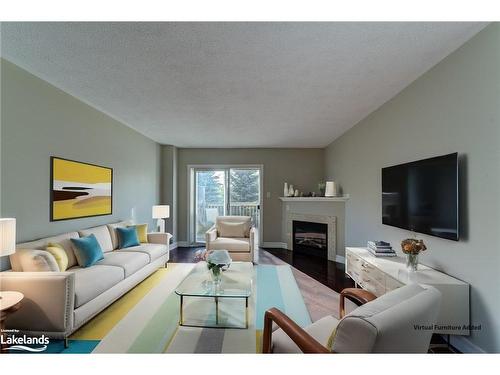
<box><xmin>116</xmin><ymin>226</ymin><xmax>140</xmax><ymax>248</ymax></box>
<box><xmin>71</xmin><ymin>234</ymin><xmax>104</xmax><ymax>268</ymax></box>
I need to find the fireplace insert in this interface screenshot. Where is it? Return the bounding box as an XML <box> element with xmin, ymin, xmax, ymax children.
<box><xmin>292</xmin><ymin>220</ymin><xmax>328</xmax><ymax>259</ymax></box>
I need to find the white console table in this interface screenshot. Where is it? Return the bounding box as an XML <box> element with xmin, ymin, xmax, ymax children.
<box><xmin>345</xmin><ymin>247</ymin><xmax>470</xmax><ymax>335</ymax></box>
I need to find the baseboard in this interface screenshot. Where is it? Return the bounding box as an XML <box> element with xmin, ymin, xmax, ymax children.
<box><xmin>335</xmin><ymin>255</ymin><xmax>346</xmax><ymax>264</ymax></box>
<box><xmin>169</xmin><ymin>242</ymin><xmax>178</xmax><ymax>251</ymax></box>
<box><xmin>176</xmin><ymin>241</ymin><xmax>201</xmax><ymax>248</ymax></box>
<box><xmin>446</xmin><ymin>335</ymin><xmax>486</xmax><ymax>353</ymax></box>
<box><xmin>261</xmin><ymin>242</ymin><xmax>287</xmax><ymax>249</ymax></box>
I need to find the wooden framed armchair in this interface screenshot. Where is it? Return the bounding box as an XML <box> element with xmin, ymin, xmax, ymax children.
<box><xmin>262</xmin><ymin>284</ymin><xmax>442</xmax><ymax>354</ymax></box>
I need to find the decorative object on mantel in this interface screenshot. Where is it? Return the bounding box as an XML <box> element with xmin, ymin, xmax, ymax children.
<box><xmin>401</xmin><ymin>238</ymin><xmax>427</xmax><ymax>271</ymax></box>
<box><xmin>279</xmin><ymin>194</ymin><xmax>349</xmax><ymax>202</ymax></box>
<box><xmin>283</xmin><ymin>182</ymin><xmax>289</xmax><ymax>197</ymax></box>
<box><xmin>318</xmin><ymin>182</ymin><xmax>326</xmax><ymax>196</ymax></box>
<box><xmin>288</xmin><ymin>184</ymin><xmax>295</xmax><ymax>197</ymax></box>
<box><xmin>294</xmin><ymin>189</ymin><xmax>299</xmax><ymax>197</ymax></box>
<box><xmin>324</xmin><ymin>181</ymin><xmax>337</xmax><ymax>197</ymax></box>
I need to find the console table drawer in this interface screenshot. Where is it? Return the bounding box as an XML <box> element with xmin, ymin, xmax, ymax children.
<box><xmin>360</xmin><ymin>262</ymin><xmax>385</xmax><ymax>284</ymax></box>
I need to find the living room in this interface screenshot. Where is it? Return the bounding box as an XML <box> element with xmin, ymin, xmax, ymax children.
<box><xmin>1</xmin><ymin>2</ymin><xmax>499</xmax><ymax>372</ymax></box>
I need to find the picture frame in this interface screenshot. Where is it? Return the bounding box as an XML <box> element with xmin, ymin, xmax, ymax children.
<box><xmin>50</xmin><ymin>156</ymin><xmax>113</xmax><ymax>221</ymax></box>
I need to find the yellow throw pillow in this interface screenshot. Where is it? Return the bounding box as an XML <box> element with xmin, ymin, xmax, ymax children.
<box><xmin>46</xmin><ymin>242</ymin><xmax>69</xmax><ymax>271</ymax></box>
<box><xmin>129</xmin><ymin>224</ymin><xmax>148</xmax><ymax>243</ymax></box>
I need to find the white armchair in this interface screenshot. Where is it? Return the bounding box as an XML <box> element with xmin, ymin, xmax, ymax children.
<box><xmin>205</xmin><ymin>216</ymin><xmax>256</xmax><ymax>262</ymax></box>
<box><xmin>263</xmin><ymin>284</ymin><xmax>442</xmax><ymax>353</ymax></box>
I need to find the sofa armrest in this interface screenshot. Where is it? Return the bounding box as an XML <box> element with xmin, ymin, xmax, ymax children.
<box><xmin>0</xmin><ymin>272</ymin><xmax>75</xmax><ymax>335</ymax></box>
<box><xmin>205</xmin><ymin>226</ymin><xmax>218</xmax><ymax>244</ymax></box>
<box><xmin>263</xmin><ymin>308</ymin><xmax>330</xmax><ymax>354</ymax></box>
<box><xmin>249</xmin><ymin>226</ymin><xmax>257</xmax><ymax>252</ymax></box>
<box><xmin>147</xmin><ymin>232</ymin><xmax>172</xmax><ymax>246</ymax></box>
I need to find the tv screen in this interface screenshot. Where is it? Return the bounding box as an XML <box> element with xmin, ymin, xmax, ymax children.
<box><xmin>382</xmin><ymin>153</ymin><xmax>459</xmax><ymax>241</ymax></box>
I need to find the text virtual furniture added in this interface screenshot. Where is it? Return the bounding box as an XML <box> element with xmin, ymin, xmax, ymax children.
<box><xmin>205</xmin><ymin>216</ymin><xmax>256</xmax><ymax>263</ymax></box>
<box><xmin>262</xmin><ymin>284</ymin><xmax>442</xmax><ymax>353</ymax></box>
<box><xmin>0</xmin><ymin>221</ymin><xmax>171</xmax><ymax>347</ymax></box>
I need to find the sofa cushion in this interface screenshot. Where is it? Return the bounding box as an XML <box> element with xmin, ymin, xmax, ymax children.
<box><xmin>15</xmin><ymin>231</ymin><xmax>79</xmax><ymax>269</ymax></box>
<box><xmin>128</xmin><ymin>224</ymin><xmax>148</xmax><ymax>243</ymax></box>
<box><xmin>70</xmin><ymin>265</ymin><xmax>125</xmax><ymax>308</ymax></box>
<box><xmin>97</xmin><ymin>251</ymin><xmax>149</xmax><ymax>277</ymax></box>
<box><xmin>216</xmin><ymin>216</ymin><xmax>251</xmax><ymax>238</ymax></box>
<box><xmin>79</xmin><ymin>225</ymin><xmax>114</xmax><ymax>253</ymax></box>
<box><xmin>209</xmin><ymin>237</ymin><xmax>251</xmax><ymax>252</ymax></box>
<box><xmin>116</xmin><ymin>243</ymin><xmax>168</xmax><ymax>262</ymax></box>
<box><xmin>116</xmin><ymin>226</ymin><xmax>140</xmax><ymax>248</ymax></box>
<box><xmin>107</xmin><ymin>220</ymin><xmax>133</xmax><ymax>249</ymax></box>
<box><xmin>11</xmin><ymin>249</ymin><xmax>60</xmax><ymax>272</ymax></box>
<box><xmin>71</xmin><ymin>234</ymin><xmax>105</xmax><ymax>268</ymax></box>
<box><xmin>216</xmin><ymin>216</ymin><xmax>252</xmax><ymax>237</ymax></box>
<box><xmin>46</xmin><ymin>243</ymin><xmax>69</xmax><ymax>271</ymax></box>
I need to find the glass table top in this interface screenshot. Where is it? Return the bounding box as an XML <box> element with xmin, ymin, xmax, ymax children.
<box><xmin>175</xmin><ymin>261</ymin><xmax>253</xmax><ymax>298</ymax></box>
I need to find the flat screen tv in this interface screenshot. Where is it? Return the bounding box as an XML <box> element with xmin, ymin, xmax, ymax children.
<box><xmin>382</xmin><ymin>153</ymin><xmax>459</xmax><ymax>241</ymax></box>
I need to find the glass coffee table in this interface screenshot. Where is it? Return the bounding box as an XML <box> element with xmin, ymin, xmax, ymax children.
<box><xmin>175</xmin><ymin>262</ymin><xmax>253</xmax><ymax>329</ymax></box>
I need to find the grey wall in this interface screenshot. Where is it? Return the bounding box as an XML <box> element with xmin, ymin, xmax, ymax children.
<box><xmin>1</xmin><ymin>59</ymin><xmax>161</xmax><ymax>270</ymax></box>
<box><xmin>176</xmin><ymin>148</ymin><xmax>324</xmax><ymax>243</ymax></box>
<box><xmin>324</xmin><ymin>24</ymin><xmax>500</xmax><ymax>352</ymax></box>
<box><xmin>161</xmin><ymin>145</ymin><xmax>178</xmax><ymax>241</ymax></box>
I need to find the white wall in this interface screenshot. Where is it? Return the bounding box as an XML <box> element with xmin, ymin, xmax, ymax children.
<box><xmin>324</xmin><ymin>24</ymin><xmax>500</xmax><ymax>352</ymax></box>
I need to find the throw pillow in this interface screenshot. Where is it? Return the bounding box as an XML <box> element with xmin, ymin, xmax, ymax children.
<box><xmin>217</xmin><ymin>221</ymin><xmax>249</xmax><ymax>238</ymax></box>
<box><xmin>128</xmin><ymin>223</ymin><xmax>148</xmax><ymax>243</ymax></box>
<box><xmin>116</xmin><ymin>226</ymin><xmax>140</xmax><ymax>248</ymax></box>
<box><xmin>71</xmin><ymin>234</ymin><xmax>104</xmax><ymax>268</ymax></box>
<box><xmin>15</xmin><ymin>249</ymin><xmax>60</xmax><ymax>272</ymax></box>
<box><xmin>46</xmin><ymin>242</ymin><xmax>69</xmax><ymax>271</ymax></box>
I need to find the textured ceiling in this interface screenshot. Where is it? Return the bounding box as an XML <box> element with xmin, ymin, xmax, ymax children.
<box><xmin>0</xmin><ymin>22</ymin><xmax>487</xmax><ymax>147</ymax></box>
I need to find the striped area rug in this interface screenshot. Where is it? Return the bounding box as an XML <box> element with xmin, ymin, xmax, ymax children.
<box><xmin>53</xmin><ymin>262</ymin><xmax>311</xmax><ymax>353</ymax></box>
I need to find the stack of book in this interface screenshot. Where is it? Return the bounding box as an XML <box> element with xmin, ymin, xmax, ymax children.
<box><xmin>367</xmin><ymin>241</ymin><xmax>396</xmax><ymax>257</ymax></box>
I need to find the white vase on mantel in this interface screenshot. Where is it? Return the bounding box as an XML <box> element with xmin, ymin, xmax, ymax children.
<box><xmin>288</xmin><ymin>185</ymin><xmax>295</xmax><ymax>197</ymax></box>
<box><xmin>284</xmin><ymin>182</ymin><xmax>289</xmax><ymax>197</ymax></box>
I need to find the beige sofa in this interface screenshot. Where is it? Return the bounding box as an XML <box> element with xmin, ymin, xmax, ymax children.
<box><xmin>0</xmin><ymin>221</ymin><xmax>171</xmax><ymax>344</ymax></box>
<box><xmin>205</xmin><ymin>216</ymin><xmax>256</xmax><ymax>262</ymax></box>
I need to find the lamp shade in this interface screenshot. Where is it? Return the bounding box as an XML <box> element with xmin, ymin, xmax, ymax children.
<box><xmin>152</xmin><ymin>205</ymin><xmax>170</xmax><ymax>219</ymax></box>
<box><xmin>0</xmin><ymin>218</ymin><xmax>16</xmax><ymax>257</ymax></box>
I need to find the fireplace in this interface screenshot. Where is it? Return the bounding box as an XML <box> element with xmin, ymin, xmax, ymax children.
<box><xmin>292</xmin><ymin>220</ymin><xmax>328</xmax><ymax>259</ymax></box>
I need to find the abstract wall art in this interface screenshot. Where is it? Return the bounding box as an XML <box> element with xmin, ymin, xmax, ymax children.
<box><xmin>50</xmin><ymin>157</ymin><xmax>113</xmax><ymax>221</ymax></box>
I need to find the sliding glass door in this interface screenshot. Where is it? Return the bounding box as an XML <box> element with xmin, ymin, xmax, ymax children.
<box><xmin>192</xmin><ymin>166</ymin><xmax>261</xmax><ymax>244</ymax></box>
<box><xmin>194</xmin><ymin>169</ymin><xmax>227</xmax><ymax>242</ymax></box>
<box><xmin>229</xmin><ymin>168</ymin><xmax>260</xmax><ymax>231</ymax></box>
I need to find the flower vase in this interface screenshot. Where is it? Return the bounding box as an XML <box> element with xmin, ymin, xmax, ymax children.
<box><xmin>406</xmin><ymin>253</ymin><xmax>419</xmax><ymax>272</ymax></box>
<box><xmin>210</xmin><ymin>265</ymin><xmax>222</xmax><ymax>286</ymax></box>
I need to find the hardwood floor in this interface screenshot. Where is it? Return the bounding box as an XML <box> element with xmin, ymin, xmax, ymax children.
<box><xmin>262</xmin><ymin>247</ymin><xmax>354</xmax><ymax>293</ymax></box>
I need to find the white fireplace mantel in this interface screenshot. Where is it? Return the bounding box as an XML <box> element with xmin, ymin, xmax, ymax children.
<box><xmin>279</xmin><ymin>195</ymin><xmax>349</xmax><ymax>202</ymax></box>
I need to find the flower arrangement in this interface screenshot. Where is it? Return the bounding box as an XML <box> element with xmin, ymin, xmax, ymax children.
<box><xmin>401</xmin><ymin>238</ymin><xmax>427</xmax><ymax>271</ymax></box>
<box><xmin>401</xmin><ymin>238</ymin><xmax>427</xmax><ymax>254</ymax></box>
<box><xmin>194</xmin><ymin>249</ymin><xmax>232</xmax><ymax>285</ymax></box>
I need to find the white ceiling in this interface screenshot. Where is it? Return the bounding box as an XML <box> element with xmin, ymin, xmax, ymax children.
<box><xmin>0</xmin><ymin>22</ymin><xmax>487</xmax><ymax>148</ymax></box>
